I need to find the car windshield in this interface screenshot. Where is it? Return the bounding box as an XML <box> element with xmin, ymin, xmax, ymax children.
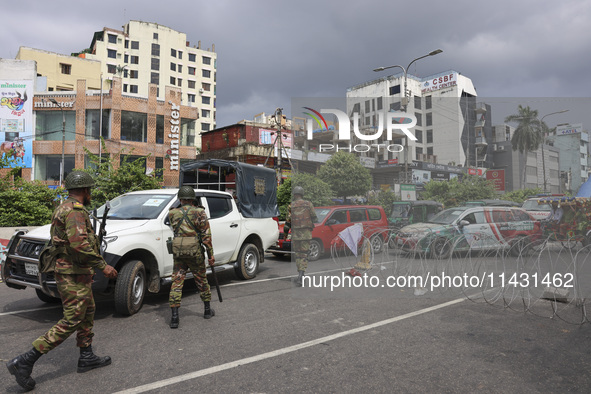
<box><xmin>315</xmin><ymin>208</ymin><xmax>332</xmax><ymax>223</ymax></box>
<box><xmin>428</xmin><ymin>208</ymin><xmax>466</xmax><ymax>224</ymax></box>
<box><xmin>522</xmin><ymin>200</ymin><xmax>552</xmax><ymax>211</ymax></box>
<box><xmin>96</xmin><ymin>193</ymin><xmax>175</xmax><ymax>220</ymax></box>
<box><xmin>390</xmin><ymin>204</ymin><xmax>411</xmax><ymax>219</ymax></box>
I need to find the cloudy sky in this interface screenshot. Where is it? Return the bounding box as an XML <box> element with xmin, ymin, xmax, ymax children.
<box><xmin>2</xmin><ymin>0</ymin><xmax>589</xmax><ymax>127</ymax></box>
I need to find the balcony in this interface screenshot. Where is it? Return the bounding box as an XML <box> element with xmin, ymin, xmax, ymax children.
<box><xmin>475</xmin><ymin>136</ymin><xmax>488</xmax><ymax>146</ymax></box>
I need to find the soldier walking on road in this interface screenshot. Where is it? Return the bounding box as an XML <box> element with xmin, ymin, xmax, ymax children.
<box><xmin>168</xmin><ymin>186</ymin><xmax>215</xmax><ymax>328</ymax></box>
<box><xmin>286</xmin><ymin>186</ymin><xmax>317</xmax><ymax>286</ymax></box>
<box><xmin>6</xmin><ymin>171</ymin><xmax>118</xmax><ymax>392</ymax></box>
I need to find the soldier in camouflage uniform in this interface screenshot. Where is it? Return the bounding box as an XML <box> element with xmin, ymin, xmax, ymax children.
<box><xmin>6</xmin><ymin>171</ymin><xmax>118</xmax><ymax>391</ymax></box>
<box><xmin>168</xmin><ymin>186</ymin><xmax>215</xmax><ymax>328</ymax></box>
<box><xmin>286</xmin><ymin>186</ymin><xmax>317</xmax><ymax>286</ymax></box>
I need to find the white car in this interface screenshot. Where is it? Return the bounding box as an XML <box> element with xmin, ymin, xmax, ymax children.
<box><xmin>2</xmin><ymin>188</ymin><xmax>278</xmax><ymax>315</ymax></box>
<box><xmin>521</xmin><ymin>198</ymin><xmax>553</xmax><ymax>221</ymax></box>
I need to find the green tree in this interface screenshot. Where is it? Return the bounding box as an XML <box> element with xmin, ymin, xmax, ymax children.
<box><xmin>420</xmin><ymin>175</ymin><xmax>497</xmax><ymax>208</ymax></box>
<box><xmin>317</xmin><ymin>152</ymin><xmax>371</xmax><ymax>202</ymax></box>
<box><xmin>503</xmin><ymin>188</ymin><xmax>544</xmax><ymax>204</ymax></box>
<box><xmin>505</xmin><ymin>105</ymin><xmax>542</xmax><ymax>188</ymax></box>
<box><xmin>368</xmin><ymin>189</ymin><xmax>399</xmax><ymax>215</ymax></box>
<box><xmin>84</xmin><ymin>140</ymin><xmax>162</xmax><ymax>209</ymax></box>
<box><xmin>277</xmin><ymin>173</ymin><xmax>334</xmax><ymax>220</ymax></box>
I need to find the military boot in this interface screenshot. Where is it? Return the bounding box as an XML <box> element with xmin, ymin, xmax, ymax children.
<box><xmin>77</xmin><ymin>345</ymin><xmax>111</xmax><ymax>373</ymax></box>
<box><xmin>204</xmin><ymin>301</ymin><xmax>215</xmax><ymax>319</ymax></box>
<box><xmin>170</xmin><ymin>307</ymin><xmax>179</xmax><ymax>329</ymax></box>
<box><xmin>6</xmin><ymin>347</ymin><xmax>42</xmax><ymax>391</ymax></box>
<box><xmin>295</xmin><ymin>270</ymin><xmax>305</xmax><ymax>287</ymax></box>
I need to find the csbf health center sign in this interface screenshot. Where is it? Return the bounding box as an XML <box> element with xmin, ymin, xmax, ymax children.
<box><xmin>0</xmin><ymin>80</ymin><xmax>33</xmax><ymax>169</ymax></box>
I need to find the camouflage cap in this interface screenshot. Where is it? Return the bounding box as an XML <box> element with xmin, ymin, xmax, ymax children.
<box><xmin>178</xmin><ymin>185</ymin><xmax>196</xmax><ymax>199</ymax></box>
<box><xmin>64</xmin><ymin>171</ymin><xmax>95</xmax><ymax>190</ymax></box>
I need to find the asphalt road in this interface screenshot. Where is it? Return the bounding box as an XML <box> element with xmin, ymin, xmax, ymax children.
<box><xmin>2</xmin><ymin>250</ymin><xmax>591</xmax><ymax>393</ymax></box>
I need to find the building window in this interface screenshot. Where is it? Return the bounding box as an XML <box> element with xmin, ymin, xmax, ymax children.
<box><xmin>377</xmin><ymin>97</ymin><xmax>383</xmax><ymax>110</ymax></box>
<box><xmin>416</xmin><ymin>147</ymin><xmax>423</xmax><ymax>156</ymax></box>
<box><xmin>153</xmin><ymin>33</ymin><xmax>158</xmax><ymax>39</ymax></box>
<box><xmin>124</xmin><ymin>54</ymin><xmax>129</xmax><ymax>63</ymax></box>
<box><xmin>202</xmin><ymin>83</ymin><xmax>211</xmax><ymax>91</ymax></box>
<box><xmin>177</xmin><ymin>78</ymin><xmax>182</xmax><ymax>87</ymax></box>
<box><xmin>427</xmin><ymin>147</ymin><xmax>433</xmax><ymax>156</ymax></box>
<box><xmin>60</xmin><ymin>63</ymin><xmax>71</xmax><ymax>75</ymax></box>
<box><xmin>201</xmin><ymin>123</ymin><xmax>210</xmax><ymax>132</ymax></box>
<box><xmin>425</xmin><ymin>96</ymin><xmax>432</xmax><ymax>109</ymax></box>
<box><xmin>202</xmin><ymin>96</ymin><xmax>210</xmax><ymax>105</ymax></box>
<box><xmin>415</xmin><ymin>113</ymin><xmax>422</xmax><ymax>127</ymax></box>
<box><xmin>85</xmin><ymin>109</ymin><xmax>110</xmax><ymax>140</ymax></box>
<box><xmin>108</xmin><ymin>49</ymin><xmax>117</xmax><ymax>59</ymax></box>
<box><xmin>129</xmin><ymin>85</ymin><xmax>138</xmax><ymax>94</ymax></box>
<box><xmin>178</xmin><ymin>51</ymin><xmax>182</xmax><ymax>60</ymax></box>
<box><xmin>188</xmin><ymin>80</ymin><xmax>196</xmax><ymax>89</ymax></box>
<box><xmin>35</xmin><ymin>111</ymin><xmax>76</xmax><ymax>141</ymax></box>
<box><xmin>202</xmin><ymin>69</ymin><xmax>211</xmax><ymax>78</ymax></box>
<box><xmin>188</xmin><ymin>66</ymin><xmax>196</xmax><ymax>75</ymax></box>
<box><xmin>202</xmin><ymin>109</ymin><xmax>210</xmax><ymax>118</ymax></box>
<box><xmin>123</xmin><ymin>84</ymin><xmax>128</xmax><ymax>92</ymax></box>
<box><xmin>389</xmin><ymin>85</ymin><xmax>401</xmax><ymax>95</ymax></box>
<box><xmin>107</xmin><ymin>64</ymin><xmax>117</xmax><ymax>74</ymax></box>
<box><xmin>203</xmin><ymin>56</ymin><xmax>211</xmax><ymax>65</ymax></box>
<box><xmin>181</xmin><ymin>118</ymin><xmax>196</xmax><ymax>146</ymax></box>
<box><xmin>151</xmin><ymin>43</ymin><xmax>160</xmax><ymax>56</ymax></box>
<box><xmin>130</xmin><ymin>70</ymin><xmax>138</xmax><ymax>79</ymax></box>
<box><xmin>177</xmin><ymin>64</ymin><xmax>182</xmax><ymax>73</ymax></box>
<box><xmin>156</xmin><ymin>115</ymin><xmax>164</xmax><ymax>144</ymax></box>
<box><xmin>131</xmin><ymin>41</ymin><xmax>139</xmax><ymax>50</ymax></box>
<box><xmin>35</xmin><ymin>155</ymin><xmax>75</xmax><ymax>181</ymax></box>
<box><xmin>130</xmin><ymin>55</ymin><xmax>139</xmax><ymax>64</ymax></box>
<box><xmin>189</xmin><ymin>53</ymin><xmax>196</xmax><ymax>62</ymax></box>
<box><xmin>389</xmin><ymin>101</ymin><xmax>401</xmax><ymax>111</ymax></box>
<box><xmin>414</xmin><ymin>96</ymin><xmax>421</xmax><ymax>109</ymax></box>
<box><xmin>121</xmin><ymin>111</ymin><xmax>147</xmax><ymax>142</ymax></box>
<box><xmin>151</xmin><ymin>57</ymin><xmax>159</xmax><ymax>70</ymax></box>
<box><xmin>426</xmin><ymin>112</ymin><xmax>432</xmax><ymax>126</ymax></box>
<box><xmin>426</xmin><ymin>130</ymin><xmax>433</xmax><ymax>144</ymax></box>
<box><xmin>150</xmin><ymin>72</ymin><xmax>159</xmax><ymax>84</ymax></box>
<box><xmin>170</xmin><ymin>76</ymin><xmax>176</xmax><ymax>85</ymax></box>
<box><xmin>416</xmin><ymin>130</ymin><xmax>423</xmax><ymax>144</ymax></box>
<box><xmin>365</xmin><ymin>100</ymin><xmax>370</xmax><ymax>113</ymax></box>
<box><xmin>108</xmin><ymin>34</ymin><xmax>117</xmax><ymax>43</ymax></box>
<box><xmin>171</xmin><ymin>48</ymin><xmax>177</xmax><ymax>57</ymax></box>
<box><xmin>170</xmin><ymin>62</ymin><xmax>176</xmax><ymax>71</ymax></box>
<box><xmin>125</xmin><ymin>39</ymin><xmax>129</xmax><ymax>49</ymax></box>
<box><xmin>188</xmin><ymin>94</ymin><xmax>195</xmax><ymax>103</ymax></box>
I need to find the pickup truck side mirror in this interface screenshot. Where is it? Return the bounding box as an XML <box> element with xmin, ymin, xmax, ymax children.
<box><xmin>458</xmin><ymin>220</ymin><xmax>470</xmax><ymax>228</ymax></box>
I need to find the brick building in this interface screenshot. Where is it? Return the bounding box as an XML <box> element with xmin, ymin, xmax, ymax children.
<box><xmin>34</xmin><ymin>77</ymin><xmax>198</xmax><ymax>187</ymax></box>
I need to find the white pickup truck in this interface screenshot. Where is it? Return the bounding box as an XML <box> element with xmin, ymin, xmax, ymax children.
<box><xmin>1</xmin><ymin>188</ymin><xmax>279</xmax><ymax>315</ymax></box>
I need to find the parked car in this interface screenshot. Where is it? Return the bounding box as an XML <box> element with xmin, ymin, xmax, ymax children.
<box><xmin>464</xmin><ymin>199</ymin><xmax>521</xmax><ymax>207</ymax></box>
<box><xmin>521</xmin><ymin>197</ymin><xmax>554</xmax><ymax>221</ymax></box>
<box><xmin>268</xmin><ymin>205</ymin><xmax>389</xmax><ymax>261</ymax></box>
<box><xmin>2</xmin><ymin>188</ymin><xmax>278</xmax><ymax>315</ymax></box>
<box><xmin>394</xmin><ymin>206</ymin><xmax>542</xmax><ymax>258</ymax></box>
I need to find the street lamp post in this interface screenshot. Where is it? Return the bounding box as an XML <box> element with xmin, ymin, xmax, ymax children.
<box><xmin>373</xmin><ymin>49</ymin><xmax>443</xmax><ymax>183</ymax></box>
<box><xmin>49</xmin><ymin>98</ymin><xmax>66</xmax><ymax>186</ymax></box>
<box><xmin>540</xmin><ymin>110</ymin><xmax>569</xmax><ymax>192</ymax></box>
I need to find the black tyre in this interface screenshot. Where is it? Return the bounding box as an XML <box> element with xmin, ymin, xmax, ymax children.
<box><xmin>114</xmin><ymin>260</ymin><xmax>146</xmax><ymax>316</ymax></box>
<box><xmin>509</xmin><ymin>236</ymin><xmax>530</xmax><ymax>257</ymax></box>
<box><xmin>308</xmin><ymin>239</ymin><xmax>322</xmax><ymax>261</ymax></box>
<box><xmin>370</xmin><ymin>234</ymin><xmax>384</xmax><ymax>254</ymax></box>
<box><xmin>430</xmin><ymin>237</ymin><xmax>452</xmax><ymax>259</ymax></box>
<box><xmin>35</xmin><ymin>289</ymin><xmax>61</xmax><ymax>304</ymax></box>
<box><xmin>235</xmin><ymin>243</ymin><xmax>260</xmax><ymax>280</ymax></box>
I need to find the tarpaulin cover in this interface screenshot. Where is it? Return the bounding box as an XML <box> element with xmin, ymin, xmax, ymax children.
<box><xmin>179</xmin><ymin>159</ymin><xmax>279</xmax><ymax>218</ymax></box>
<box><xmin>576</xmin><ymin>177</ymin><xmax>591</xmax><ymax>198</ymax></box>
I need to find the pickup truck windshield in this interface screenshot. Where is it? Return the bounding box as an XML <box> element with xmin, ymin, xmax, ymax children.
<box><xmin>429</xmin><ymin>208</ymin><xmax>465</xmax><ymax>225</ymax></box>
<box><xmin>97</xmin><ymin>194</ymin><xmax>175</xmax><ymax>220</ymax></box>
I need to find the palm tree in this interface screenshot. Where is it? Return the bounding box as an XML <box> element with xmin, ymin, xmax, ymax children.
<box><xmin>505</xmin><ymin>105</ymin><xmax>542</xmax><ymax>189</ymax></box>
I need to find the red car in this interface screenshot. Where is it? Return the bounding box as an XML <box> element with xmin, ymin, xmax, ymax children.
<box><xmin>268</xmin><ymin>205</ymin><xmax>389</xmax><ymax>261</ymax></box>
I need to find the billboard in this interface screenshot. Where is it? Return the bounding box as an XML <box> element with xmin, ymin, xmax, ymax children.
<box><xmin>486</xmin><ymin>169</ymin><xmax>505</xmax><ymax>192</ymax></box>
<box><xmin>0</xmin><ymin>80</ymin><xmax>33</xmax><ymax>168</ymax></box>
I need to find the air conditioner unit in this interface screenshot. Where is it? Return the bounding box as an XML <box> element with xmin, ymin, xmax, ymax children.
<box><xmin>199</xmin><ymin>88</ymin><xmax>204</xmax><ymax>93</ymax></box>
<box><xmin>497</xmin><ymin>145</ymin><xmax>505</xmax><ymax>151</ymax></box>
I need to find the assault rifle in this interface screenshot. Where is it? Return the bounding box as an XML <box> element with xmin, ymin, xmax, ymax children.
<box><xmin>98</xmin><ymin>201</ymin><xmax>111</xmax><ymax>252</ymax></box>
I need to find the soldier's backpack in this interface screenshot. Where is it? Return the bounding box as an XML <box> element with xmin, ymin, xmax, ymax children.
<box><xmin>169</xmin><ymin>207</ymin><xmax>201</xmax><ymax>257</ymax></box>
<box><xmin>39</xmin><ymin>241</ymin><xmax>62</xmax><ymax>273</ymax></box>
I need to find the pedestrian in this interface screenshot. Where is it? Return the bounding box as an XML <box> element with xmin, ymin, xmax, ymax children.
<box><xmin>286</xmin><ymin>186</ymin><xmax>317</xmax><ymax>286</ymax></box>
<box><xmin>6</xmin><ymin>171</ymin><xmax>118</xmax><ymax>392</ymax></box>
<box><xmin>168</xmin><ymin>186</ymin><xmax>215</xmax><ymax>328</ymax></box>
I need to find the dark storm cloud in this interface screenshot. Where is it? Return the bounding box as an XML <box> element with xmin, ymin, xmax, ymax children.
<box><xmin>2</xmin><ymin>0</ymin><xmax>590</xmax><ymax>127</ymax></box>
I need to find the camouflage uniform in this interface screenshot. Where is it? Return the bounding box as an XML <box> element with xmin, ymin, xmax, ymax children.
<box><xmin>168</xmin><ymin>203</ymin><xmax>214</xmax><ymax>307</ymax></box>
<box><xmin>33</xmin><ymin>197</ymin><xmax>107</xmax><ymax>353</ymax></box>
<box><xmin>287</xmin><ymin>199</ymin><xmax>317</xmax><ymax>272</ymax></box>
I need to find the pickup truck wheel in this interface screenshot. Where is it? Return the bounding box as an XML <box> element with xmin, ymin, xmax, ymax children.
<box><xmin>114</xmin><ymin>260</ymin><xmax>146</xmax><ymax>315</ymax></box>
<box><xmin>235</xmin><ymin>243</ymin><xmax>260</xmax><ymax>280</ymax></box>
<box><xmin>35</xmin><ymin>289</ymin><xmax>61</xmax><ymax>304</ymax></box>
<box><xmin>430</xmin><ymin>237</ymin><xmax>452</xmax><ymax>259</ymax></box>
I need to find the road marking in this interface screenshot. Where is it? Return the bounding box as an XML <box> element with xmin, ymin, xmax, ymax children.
<box><xmin>0</xmin><ymin>305</ymin><xmax>62</xmax><ymax>316</ymax></box>
<box><xmin>114</xmin><ymin>297</ymin><xmax>465</xmax><ymax>394</ymax></box>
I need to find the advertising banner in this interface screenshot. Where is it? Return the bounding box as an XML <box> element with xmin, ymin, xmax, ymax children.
<box><xmin>0</xmin><ymin>80</ymin><xmax>33</xmax><ymax>168</ymax></box>
<box><xmin>486</xmin><ymin>169</ymin><xmax>505</xmax><ymax>192</ymax></box>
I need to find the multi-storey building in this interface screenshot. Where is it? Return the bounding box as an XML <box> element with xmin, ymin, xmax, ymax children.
<box><xmin>547</xmin><ymin>123</ymin><xmax>589</xmax><ymax>194</ymax></box>
<box><xmin>16</xmin><ymin>47</ymin><xmax>102</xmax><ymax>91</ymax></box>
<box><xmin>83</xmin><ymin>20</ymin><xmax>216</xmax><ymax>148</ymax></box>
